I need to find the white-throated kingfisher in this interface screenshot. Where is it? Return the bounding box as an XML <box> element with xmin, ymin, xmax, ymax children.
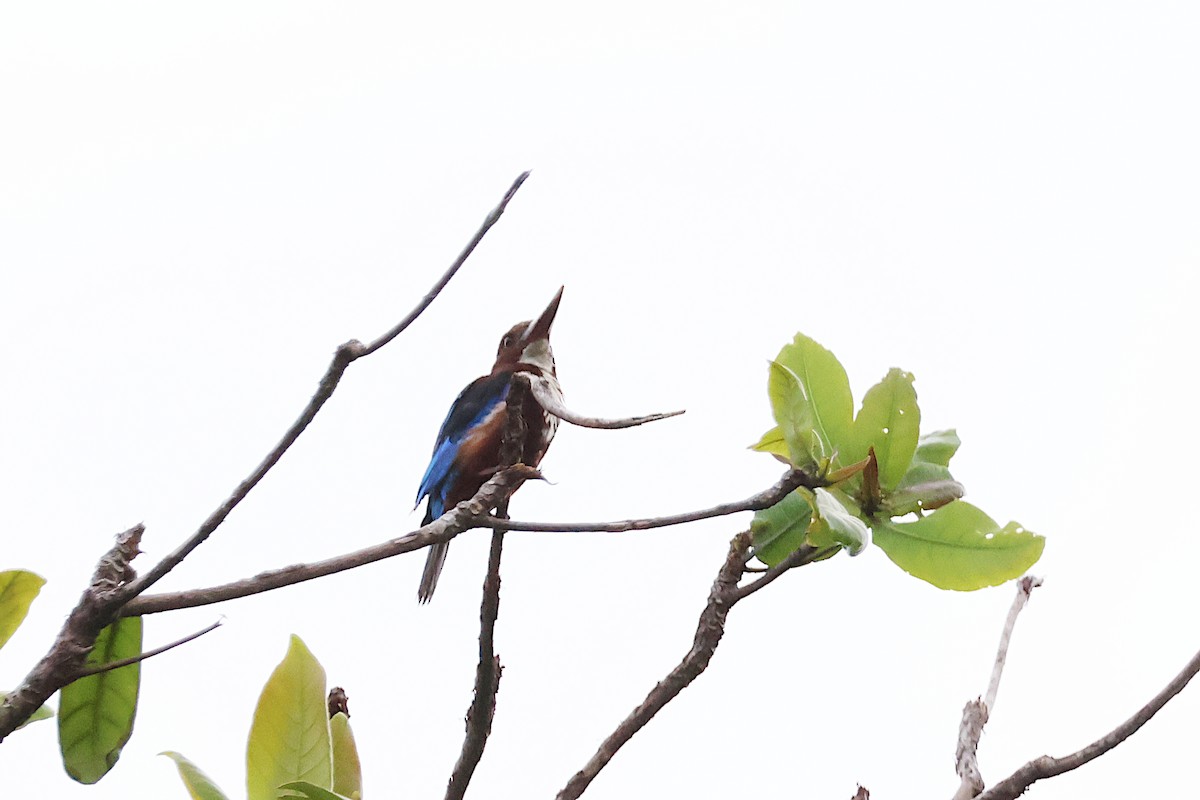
<box><xmin>414</xmin><ymin>287</ymin><xmax>564</xmax><ymax>602</ymax></box>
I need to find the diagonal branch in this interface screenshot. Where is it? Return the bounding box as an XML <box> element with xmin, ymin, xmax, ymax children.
<box><xmin>976</xmin><ymin>645</ymin><xmax>1200</xmax><ymax>800</ymax></box>
<box><xmin>952</xmin><ymin>575</ymin><xmax>1041</xmax><ymax>800</ymax></box>
<box><xmin>527</xmin><ymin>373</ymin><xmax>684</xmax><ymax>429</ymax></box>
<box><xmin>118</xmin><ymin>171</ymin><xmax>530</xmax><ymax>604</ymax></box>
<box><xmin>556</xmin><ymin>533</ymin><xmax>830</xmax><ymax>800</ymax></box>
<box><xmin>121</xmin><ymin>467</ymin><xmax>537</xmax><ymax>616</ymax></box>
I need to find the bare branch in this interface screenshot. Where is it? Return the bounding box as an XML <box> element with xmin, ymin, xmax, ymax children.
<box><xmin>953</xmin><ymin>576</ymin><xmax>1042</xmax><ymax>799</ymax></box>
<box><xmin>0</xmin><ymin>525</ymin><xmax>144</xmax><ymax>740</ymax></box>
<box><xmin>487</xmin><ymin>467</ymin><xmax>823</xmax><ymax>533</ymax></box>
<box><xmin>76</xmin><ymin>620</ymin><xmax>223</xmax><ymax>678</ymax></box>
<box><xmin>952</xmin><ymin>575</ymin><xmax>1042</xmax><ymax>800</ymax></box>
<box><xmin>445</xmin><ymin>531</ymin><xmax>505</xmax><ymax>800</ymax></box>
<box><xmin>121</xmin><ymin>467</ymin><xmax>537</xmax><ymax>617</ymax></box>
<box><xmin>527</xmin><ymin>373</ymin><xmax>684</xmax><ymax>429</ymax></box>
<box><xmin>986</xmin><ymin>575</ymin><xmax>1041</xmax><ymax>713</ymax></box>
<box><xmin>977</xmin><ymin>646</ymin><xmax>1200</xmax><ymax>800</ymax></box>
<box><xmin>361</xmin><ymin>171</ymin><xmax>530</xmax><ymax>357</ymax></box>
<box><xmin>118</xmin><ymin>172</ymin><xmax>531</xmax><ymax>604</ymax></box>
<box><xmin>556</xmin><ymin>534</ymin><xmax>831</xmax><ymax>799</ymax></box>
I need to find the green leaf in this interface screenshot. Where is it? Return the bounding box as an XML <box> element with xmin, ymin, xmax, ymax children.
<box><xmin>161</xmin><ymin>751</ymin><xmax>232</xmax><ymax>800</ymax></box>
<box><xmin>750</xmin><ymin>491</ymin><xmax>813</xmax><ymax>567</ymax></box>
<box><xmin>872</xmin><ymin>501</ymin><xmax>1045</xmax><ymax>590</ymax></box>
<box><xmin>808</xmin><ymin>488</ymin><xmax>871</xmax><ymax>556</ymax></box>
<box><xmin>0</xmin><ymin>692</ymin><xmax>54</xmax><ymax>731</ymax></box>
<box><xmin>59</xmin><ymin>616</ymin><xmax>143</xmax><ymax>783</ymax></box>
<box><xmin>279</xmin><ymin>781</ymin><xmax>355</xmax><ymax>800</ymax></box>
<box><xmin>768</xmin><ymin>333</ymin><xmax>855</xmax><ymax>468</ymax></box>
<box><xmin>330</xmin><ymin>713</ymin><xmax>362</xmax><ymax>800</ymax></box>
<box><xmin>748</xmin><ymin>426</ymin><xmax>792</xmax><ymax>462</ymax></box>
<box><xmin>914</xmin><ymin>429</ymin><xmax>960</xmax><ymax>467</ymax></box>
<box><xmin>247</xmin><ymin>636</ymin><xmax>332</xmax><ymax>800</ymax></box>
<box><xmin>845</xmin><ymin>369</ymin><xmax>920</xmax><ymax>490</ymax></box>
<box><xmin>0</xmin><ymin>569</ymin><xmax>46</xmax><ymax>651</ymax></box>
<box><xmin>884</xmin><ymin>478</ymin><xmax>965</xmax><ymax>516</ymax></box>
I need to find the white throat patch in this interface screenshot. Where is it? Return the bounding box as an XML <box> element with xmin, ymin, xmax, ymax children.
<box><xmin>520</xmin><ymin>339</ymin><xmax>555</xmax><ymax>372</ymax></box>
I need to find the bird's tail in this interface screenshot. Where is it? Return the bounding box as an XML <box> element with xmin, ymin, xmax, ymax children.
<box><xmin>418</xmin><ymin>541</ymin><xmax>449</xmax><ymax>603</ymax></box>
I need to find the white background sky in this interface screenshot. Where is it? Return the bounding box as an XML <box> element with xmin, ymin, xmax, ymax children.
<box><xmin>2</xmin><ymin>2</ymin><xmax>1198</xmax><ymax>798</ymax></box>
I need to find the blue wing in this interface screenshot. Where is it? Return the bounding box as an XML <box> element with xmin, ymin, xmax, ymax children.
<box><xmin>416</xmin><ymin>372</ymin><xmax>512</xmax><ymax>519</ymax></box>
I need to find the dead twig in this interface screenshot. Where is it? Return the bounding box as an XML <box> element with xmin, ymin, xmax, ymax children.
<box><xmin>527</xmin><ymin>373</ymin><xmax>683</xmax><ymax>429</ymax></box>
<box><xmin>952</xmin><ymin>575</ymin><xmax>1042</xmax><ymax>800</ymax></box>
<box><xmin>75</xmin><ymin>620</ymin><xmax>223</xmax><ymax>678</ymax></box>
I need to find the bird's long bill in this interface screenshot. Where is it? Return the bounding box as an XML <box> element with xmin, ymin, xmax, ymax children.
<box><xmin>523</xmin><ymin>286</ymin><xmax>564</xmax><ymax>343</ymax></box>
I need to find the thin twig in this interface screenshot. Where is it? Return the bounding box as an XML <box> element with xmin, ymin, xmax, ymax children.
<box><xmin>361</xmin><ymin>171</ymin><xmax>530</xmax><ymax>357</ymax></box>
<box><xmin>556</xmin><ymin>534</ymin><xmax>831</xmax><ymax>799</ymax></box>
<box><xmin>487</xmin><ymin>467</ymin><xmax>822</xmax><ymax>533</ymax></box>
<box><xmin>122</xmin><ymin>467</ymin><xmax>537</xmax><ymax>617</ymax></box>
<box><xmin>527</xmin><ymin>373</ymin><xmax>684</xmax><ymax>429</ymax></box>
<box><xmin>952</xmin><ymin>576</ymin><xmax>1042</xmax><ymax>800</ymax></box>
<box><xmin>118</xmin><ymin>172</ymin><xmax>531</xmax><ymax>605</ymax></box>
<box><xmin>977</xmin><ymin>646</ymin><xmax>1200</xmax><ymax>800</ymax></box>
<box><xmin>75</xmin><ymin>620</ymin><xmax>223</xmax><ymax>678</ymax></box>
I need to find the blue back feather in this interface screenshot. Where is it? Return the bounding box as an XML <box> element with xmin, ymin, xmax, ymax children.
<box><xmin>416</xmin><ymin>373</ymin><xmax>512</xmax><ymax>519</ymax></box>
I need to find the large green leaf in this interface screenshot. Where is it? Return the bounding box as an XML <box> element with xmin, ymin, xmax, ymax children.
<box><xmin>330</xmin><ymin>712</ymin><xmax>362</xmax><ymax>800</ymax></box>
<box><xmin>161</xmin><ymin>751</ymin><xmax>232</xmax><ymax>800</ymax></box>
<box><xmin>247</xmin><ymin>636</ymin><xmax>332</xmax><ymax>800</ymax></box>
<box><xmin>845</xmin><ymin>369</ymin><xmax>921</xmax><ymax>490</ymax></box>
<box><xmin>750</xmin><ymin>491</ymin><xmax>813</xmax><ymax>567</ymax></box>
<box><xmin>872</xmin><ymin>501</ymin><xmax>1044</xmax><ymax>590</ymax></box>
<box><xmin>59</xmin><ymin>616</ymin><xmax>143</xmax><ymax>783</ymax></box>
<box><xmin>0</xmin><ymin>569</ymin><xmax>46</xmax><ymax>651</ymax></box>
<box><xmin>807</xmin><ymin>488</ymin><xmax>871</xmax><ymax>556</ymax></box>
<box><xmin>768</xmin><ymin>333</ymin><xmax>854</xmax><ymax>468</ymax></box>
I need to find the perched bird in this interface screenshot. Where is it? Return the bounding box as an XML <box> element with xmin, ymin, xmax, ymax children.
<box><xmin>414</xmin><ymin>287</ymin><xmax>564</xmax><ymax>603</ymax></box>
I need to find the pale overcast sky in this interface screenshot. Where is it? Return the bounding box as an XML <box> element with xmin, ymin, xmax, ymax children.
<box><xmin>2</xmin><ymin>3</ymin><xmax>1198</xmax><ymax>799</ymax></box>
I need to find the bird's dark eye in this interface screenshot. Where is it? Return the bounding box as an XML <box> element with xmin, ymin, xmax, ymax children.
<box><xmin>501</xmin><ymin>334</ymin><xmax>514</xmax><ymax>348</ymax></box>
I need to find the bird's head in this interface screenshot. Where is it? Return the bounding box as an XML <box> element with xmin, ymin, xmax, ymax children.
<box><xmin>493</xmin><ymin>286</ymin><xmax>563</xmax><ymax>373</ymax></box>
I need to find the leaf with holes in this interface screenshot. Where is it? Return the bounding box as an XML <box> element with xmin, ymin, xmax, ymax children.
<box><xmin>0</xmin><ymin>569</ymin><xmax>45</xmax><ymax>651</ymax></box>
<box><xmin>872</xmin><ymin>501</ymin><xmax>1044</xmax><ymax>590</ymax></box>
<box><xmin>844</xmin><ymin>368</ymin><xmax>921</xmax><ymax>490</ymax></box>
<box><xmin>59</xmin><ymin>616</ymin><xmax>143</xmax><ymax>783</ymax></box>
<box><xmin>247</xmin><ymin>636</ymin><xmax>332</xmax><ymax>800</ymax></box>
<box><xmin>161</xmin><ymin>751</ymin><xmax>232</xmax><ymax>800</ymax></box>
